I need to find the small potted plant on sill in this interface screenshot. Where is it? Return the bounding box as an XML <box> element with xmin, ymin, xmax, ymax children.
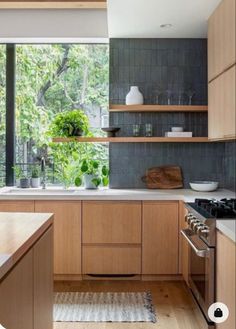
<box><xmin>75</xmin><ymin>159</ymin><xmax>109</xmax><ymax>190</ymax></box>
<box><xmin>48</xmin><ymin>109</ymin><xmax>90</xmax><ymax>138</ymax></box>
<box><xmin>31</xmin><ymin>166</ymin><xmax>40</xmax><ymax>188</ymax></box>
<box><xmin>12</xmin><ymin>165</ymin><xmax>23</xmax><ymax>187</ymax></box>
<box><xmin>20</xmin><ymin>175</ymin><xmax>30</xmax><ymax>188</ymax></box>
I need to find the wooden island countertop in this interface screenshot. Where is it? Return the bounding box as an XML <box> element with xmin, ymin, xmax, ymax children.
<box><xmin>0</xmin><ymin>212</ymin><xmax>53</xmax><ymax>280</ymax></box>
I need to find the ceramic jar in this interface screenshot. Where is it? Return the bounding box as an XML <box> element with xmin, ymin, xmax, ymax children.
<box><xmin>125</xmin><ymin>86</ymin><xmax>144</xmax><ymax>105</ymax></box>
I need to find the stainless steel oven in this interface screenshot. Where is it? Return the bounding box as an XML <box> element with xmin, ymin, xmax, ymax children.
<box><xmin>181</xmin><ymin>228</ymin><xmax>215</xmax><ymax>327</ymax></box>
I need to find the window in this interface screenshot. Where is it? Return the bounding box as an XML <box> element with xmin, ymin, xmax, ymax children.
<box><xmin>2</xmin><ymin>43</ymin><xmax>109</xmax><ymax>186</ymax></box>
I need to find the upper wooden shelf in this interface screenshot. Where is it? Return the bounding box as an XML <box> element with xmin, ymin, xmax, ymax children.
<box><xmin>109</xmin><ymin>104</ymin><xmax>208</xmax><ymax>113</ymax></box>
<box><xmin>53</xmin><ymin>137</ymin><xmax>209</xmax><ymax>143</ymax></box>
<box><xmin>0</xmin><ymin>1</ymin><xmax>106</xmax><ymax>9</ymax></box>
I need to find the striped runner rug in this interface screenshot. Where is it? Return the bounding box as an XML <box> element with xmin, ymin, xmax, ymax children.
<box><xmin>54</xmin><ymin>292</ymin><xmax>156</xmax><ymax>322</ymax></box>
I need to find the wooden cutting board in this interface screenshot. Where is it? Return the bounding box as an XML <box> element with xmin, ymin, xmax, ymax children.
<box><xmin>142</xmin><ymin>165</ymin><xmax>183</xmax><ymax>189</ymax></box>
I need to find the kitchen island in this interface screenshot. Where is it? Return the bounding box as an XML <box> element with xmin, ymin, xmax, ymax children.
<box><xmin>0</xmin><ymin>212</ymin><xmax>53</xmax><ymax>329</ymax></box>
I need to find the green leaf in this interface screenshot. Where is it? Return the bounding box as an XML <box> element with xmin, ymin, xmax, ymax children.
<box><xmin>91</xmin><ymin>177</ymin><xmax>101</xmax><ymax>187</ymax></box>
<box><xmin>92</xmin><ymin>160</ymin><xmax>99</xmax><ymax>169</ymax></box>
<box><xmin>75</xmin><ymin>176</ymin><xmax>82</xmax><ymax>187</ymax></box>
<box><xmin>102</xmin><ymin>165</ymin><xmax>109</xmax><ymax>177</ymax></box>
<box><xmin>102</xmin><ymin>176</ymin><xmax>109</xmax><ymax>187</ymax></box>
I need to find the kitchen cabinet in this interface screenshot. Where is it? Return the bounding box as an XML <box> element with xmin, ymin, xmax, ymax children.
<box><xmin>142</xmin><ymin>201</ymin><xmax>179</xmax><ymax>275</ymax></box>
<box><xmin>0</xmin><ymin>226</ymin><xmax>53</xmax><ymax>329</ymax></box>
<box><xmin>35</xmin><ymin>201</ymin><xmax>81</xmax><ymax>276</ymax></box>
<box><xmin>82</xmin><ymin>201</ymin><xmax>142</xmax><ymax>276</ymax></box>
<box><xmin>83</xmin><ymin>246</ymin><xmax>141</xmax><ymax>275</ymax></box>
<box><xmin>208</xmin><ymin>0</ymin><xmax>236</xmax><ymax>81</ymax></box>
<box><xmin>0</xmin><ymin>249</ymin><xmax>33</xmax><ymax>329</ymax></box>
<box><xmin>216</xmin><ymin>230</ymin><xmax>235</xmax><ymax>329</ymax></box>
<box><xmin>33</xmin><ymin>228</ymin><xmax>53</xmax><ymax>329</ymax></box>
<box><xmin>0</xmin><ymin>200</ymin><xmax>34</xmax><ymax>212</ymax></box>
<box><xmin>82</xmin><ymin>201</ymin><xmax>141</xmax><ymax>244</ymax></box>
<box><xmin>208</xmin><ymin>65</ymin><xmax>236</xmax><ymax>140</ymax></box>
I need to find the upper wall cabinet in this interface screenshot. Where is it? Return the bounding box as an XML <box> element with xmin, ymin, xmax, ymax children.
<box><xmin>208</xmin><ymin>65</ymin><xmax>236</xmax><ymax>140</ymax></box>
<box><xmin>208</xmin><ymin>0</ymin><xmax>236</xmax><ymax>81</ymax></box>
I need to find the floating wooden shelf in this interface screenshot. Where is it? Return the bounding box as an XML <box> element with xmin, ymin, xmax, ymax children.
<box><xmin>53</xmin><ymin>137</ymin><xmax>209</xmax><ymax>143</ymax></box>
<box><xmin>109</xmin><ymin>104</ymin><xmax>208</xmax><ymax>112</ymax></box>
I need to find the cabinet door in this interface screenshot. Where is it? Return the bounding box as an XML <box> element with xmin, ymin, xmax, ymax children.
<box><xmin>83</xmin><ymin>246</ymin><xmax>141</xmax><ymax>275</ymax></box>
<box><xmin>83</xmin><ymin>201</ymin><xmax>141</xmax><ymax>244</ymax></box>
<box><xmin>208</xmin><ymin>0</ymin><xmax>236</xmax><ymax>81</ymax></box>
<box><xmin>0</xmin><ymin>250</ymin><xmax>33</xmax><ymax>329</ymax></box>
<box><xmin>34</xmin><ymin>227</ymin><xmax>53</xmax><ymax>329</ymax></box>
<box><xmin>35</xmin><ymin>201</ymin><xmax>81</xmax><ymax>275</ymax></box>
<box><xmin>223</xmin><ymin>65</ymin><xmax>236</xmax><ymax>138</ymax></box>
<box><xmin>216</xmin><ymin>231</ymin><xmax>236</xmax><ymax>329</ymax></box>
<box><xmin>208</xmin><ymin>65</ymin><xmax>235</xmax><ymax>140</ymax></box>
<box><xmin>0</xmin><ymin>200</ymin><xmax>34</xmax><ymax>212</ymax></box>
<box><xmin>142</xmin><ymin>202</ymin><xmax>179</xmax><ymax>275</ymax></box>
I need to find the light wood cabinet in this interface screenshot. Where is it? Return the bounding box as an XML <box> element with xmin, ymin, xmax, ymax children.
<box><xmin>33</xmin><ymin>228</ymin><xmax>53</xmax><ymax>329</ymax></box>
<box><xmin>0</xmin><ymin>226</ymin><xmax>53</xmax><ymax>329</ymax></box>
<box><xmin>142</xmin><ymin>202</ymin><xmax>179</xmax><ymax>275</ymax></box>
<box><xmin>208</xmin><ymin>0</ymin><xmax>236</xmax><ymax>81</ymax></box>
<box><xmin>35</xmin><ymin>201</ymin><xmax>81</xmax><ymax>275</ymax></box>
<box><xmin>83</xmin><ymin>246</ymin><xmax>141</xmax><ymax>275</ymax></box>
<box><xmin>82</xmin><ymin>201</ymin><xmax>141</xmax><ymax>244</ymax></box>
<box><xmin>82</xmin><ymin>201</ymin><xmax>142</xmax><ymax>276</ymax></box>
<box><xmin>0</xmin><ymin>200</ymin><xmax>34</xmax><ymax>212</ymax></box>
<box><xmin>208</xmin><ymin>65</ymin><xmax>236</xmax><ymax>140</ymax></box>
<box><xmin>0</xmin><ymin>250</ymin><xmax>33</xmax><ymax>329</ymax></box>
<box><xmin>216</xmin><ymin>231</ymin><xmax>236</xmax><ymax>329</ymax></box>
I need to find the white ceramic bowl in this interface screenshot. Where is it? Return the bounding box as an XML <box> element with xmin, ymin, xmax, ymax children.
<box><xmin>189</xmin><ymin>181</ymin><xmax>219</xmax><ymax>192</ymax></box>
<box><xmin>171</xmin><ymin>127</ymin><xmax>183</xmax><ymax>132</ymax></box>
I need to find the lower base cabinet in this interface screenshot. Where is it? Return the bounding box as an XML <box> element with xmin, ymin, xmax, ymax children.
<box><xmin>142</xmin><ymin>202</ymin><xmax>179</xmax><ymax>275</ymax></box>
<box><xmin>35</xmin><ymin>201</ymin><xmax>81</xmax><ymax>276</ymax></box>
<box><xmin>0</xmin><ymin>227</ymin><xmax>53</xmax><ymax>329</ymax></box>
<box><xmin>83</xmin><ymin>246</ymin><xmax>141</xmax><ymax>275</ymax></box>
<box><xmin>216</xmin><ymin>230</ymin><xmax>235</xmax><ymax>329</ymax></box>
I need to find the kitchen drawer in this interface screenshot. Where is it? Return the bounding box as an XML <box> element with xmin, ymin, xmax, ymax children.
<box><xmin>82</xmin><ymin>246</ymin><xmax>141</xmax><ymax>275</ymax></box>
<box><xmin>82</xmin><ymin>201</ymin><xmax>142</xmax><ymax>244</ymax></box>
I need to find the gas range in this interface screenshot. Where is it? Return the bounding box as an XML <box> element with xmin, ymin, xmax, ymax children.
<box><xmin>182</xmin><ymin>198</ymin><xmax>236</xmax><ymax>326</ymax></box>
<box><xmin>185</xmin><ymin>198</ymin><xmax>236</xmax><ymax>247</ymax></box>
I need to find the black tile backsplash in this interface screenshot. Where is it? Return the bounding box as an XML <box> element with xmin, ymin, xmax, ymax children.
<box><xmin>109</xmin><ymin>38</ymin><xmax>235</xmax><ymax>191</ymax></box>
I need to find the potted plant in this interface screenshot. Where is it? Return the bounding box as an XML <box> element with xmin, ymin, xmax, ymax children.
<box><xmin>31</xmin><ymin>166</ymin><xmax>40</xmax><ymax>188</ymax></box>
<box><xmin>20</xmin><ymin>175</ymin><xmax>30</xmax><ymax>188</ymax></box>
<box><xmin>75</xmin><ymin>159</ymin><xmax>109</xmax><ymax>189</ymax></box>
<box><xmin>48</xmin><ymin>109</ymin><xmax>89</xmax><ymax>137</ymax></box>
<box><xmin>12</xmin><ymin>165</ymin><xmax>23</xmax><ymax>187</ymax></box>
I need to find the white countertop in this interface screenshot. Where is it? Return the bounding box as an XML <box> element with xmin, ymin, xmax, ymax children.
<box><xmin>217</xmin><ymin>220</ymin><xmax>236</xmax><ymax>243</ymax></box>
<box><xmin>0</xmin><ymin>186</ymin><xmax>235</xmax><ymax>202</ymax></box>
<box><xmin>0</xmin><ymin>186</ymin><xmax>235</xmax><ymax>241</ymax></box>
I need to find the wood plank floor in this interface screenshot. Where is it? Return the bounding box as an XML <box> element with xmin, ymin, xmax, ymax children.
<box><xmin>54</xmin><ymin>280</ymin><xmax>207</xmax><ymax>329</ymax></box>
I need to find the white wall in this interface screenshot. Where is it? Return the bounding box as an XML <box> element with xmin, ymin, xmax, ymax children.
<box><xmin>0</xmin><ymin>9</ymin><xmax>108</xmax><ymax>42</ymax></box>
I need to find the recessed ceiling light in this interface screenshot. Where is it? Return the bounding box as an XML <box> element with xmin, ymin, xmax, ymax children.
<box><xmin>160</xmin><ymin>24</ymin><xmax>173</xmax><ymax>29</ymax></box>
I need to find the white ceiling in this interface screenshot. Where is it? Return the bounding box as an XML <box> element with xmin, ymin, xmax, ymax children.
<box><xmin>107</xmin><ymin>0</ymin><xmax>222</xmax><ymax>38</ymax></box>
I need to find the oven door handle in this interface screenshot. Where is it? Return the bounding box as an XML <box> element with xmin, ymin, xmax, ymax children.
<box><xmin>181</xmin><ymin>229</ymin><xmax>209</xmax><ymax>258</ymax></box>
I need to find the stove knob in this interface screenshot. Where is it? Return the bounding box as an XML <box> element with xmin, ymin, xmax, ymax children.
<box><xmin>188</xmin><ymin>216</ymin><xmax>196</xmax><ymax>224</ymax></box>
<box><xmin>190</xmin><ymin>219</ymin><xmax>199</xmax><ymax>229</ymax></box>
<box><xmin>201</xmin><ymin>228</ymin><xmax>210</xmax><ymax>237</ymax></box>
<box><xmin>196</xmin><ymin>223</ymin><xmax>205</xmax><ymax>233</ymax></box>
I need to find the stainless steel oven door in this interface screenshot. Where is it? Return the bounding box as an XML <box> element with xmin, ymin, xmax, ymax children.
<box><xmin>181</xmin><ymin>229</ymin><xmax>215</xmax><ymax>325</ymax></box>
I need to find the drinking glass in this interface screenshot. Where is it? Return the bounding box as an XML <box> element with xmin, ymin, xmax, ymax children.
<box><xmin>133</xmin><ymin>124</ymin><xmax>141</xmax><ymax>137</ymax></box>
<box><xmin>145</xmin><ymin>123</ymin><xmax>153</xmax><ymax>137</ymax></box>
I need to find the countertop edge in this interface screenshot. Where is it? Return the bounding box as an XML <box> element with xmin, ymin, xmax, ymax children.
<box><xmin>0</xmin><ymin>213</ymin><xmax>53</xmax><ymax>280</ymax></box>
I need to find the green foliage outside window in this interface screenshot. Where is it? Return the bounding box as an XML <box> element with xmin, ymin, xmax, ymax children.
<box><xmin>0</xmin><ymin>44</ymin><xmax>109</xmax><ymax>188</ymax></box>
